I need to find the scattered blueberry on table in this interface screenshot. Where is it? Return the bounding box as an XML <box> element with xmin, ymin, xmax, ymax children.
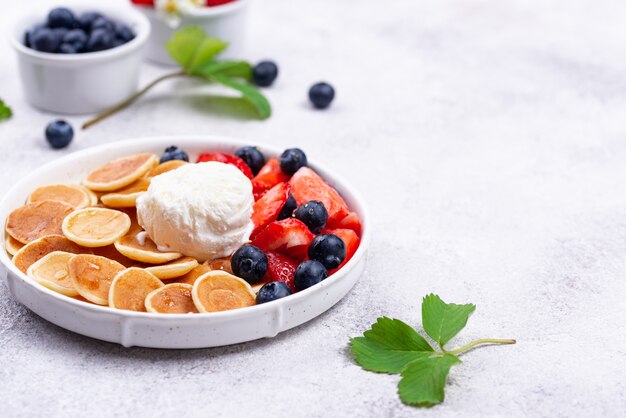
<box><xmin>45</xmin><ymin>120</ymin><xmax>74</xmax><ymax>149</ymax></box>
<box><xmin>24</xmin><ymin>7</ymin><xmax>135</xmax><ymax>54</ymax></box>
<box><xmin>309</xmin><ymin>82</ymin><xmax>335</xmax><ymax>109</ymax></box>
<box><xmin>252</xmin><ymin>61</ymin><xmax>279</xmax><ymax>87</ymax></box>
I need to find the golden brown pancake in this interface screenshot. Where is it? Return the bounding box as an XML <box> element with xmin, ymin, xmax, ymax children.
<box><xmin>12</xmin><ymin>234</ymin><xmax>90</xmax><ymax>273</ymax></box>
<box><xmin>145</xmin><ymin>283</ymin><xmax>198</xmax><ymax>314</ymax></box>
<box><xmin>100</xmin><ymin>178</ymin><xmax>150</xmax><ymax>208</ymax></box>
<box><xmin>62</xmin><ymin>208</ymin><xmax>131</xmax><ymax>247</ymax></box>
<box><xmin>27</xmin><ymin>251</ymin><xmax>78</xmax><ymax>297</ymax></box>
<box><xmin>114</xmin><ymin>231</ymin><xmax>181</xmax><ymax>264</ymax></box>
<box><xmin>191</xmin><ymin>271</ymin><xmax>256</xmax><ymax>313</ymax></box>
<box><xmin>27</xmin><ymin>184</ymin><xmax>91</xmax><ymax>209</ymax></box>
<box><xmin>6</xmin><ymin>200</ymin><xmax>74</xmax><ymax>244</ymax></box>
<box><xmin>83</xmin><ymin>153</ymin><xmax>158</xmax><ymax>192</ymax></box>
<box><xmin>5</xmin><ymin>234</ymin><xmax>24</xmax><ymax>256</ymax></box>
<box><xmin>146</xmin><ymin>160</ymin><xmax>187</xmax><ymax>178</ymax></box>
<box><xmin>68</xmin><ymin>254</ymin><xmax>125</xmax><ymax>305</ymax></box>
<box><xmin>175</xmin><ymin>263</ymin><xmax>213</xmax><ymax>285</ymax></box>
<box><xmin>144</xmin><ymin>257</ymin><xmax>199</xmax><ymax>280</ymax></box>
<box><xmin>108</xmin><ymin>268</ymin><xmax>163</xmax><ymax>312</ymax></box>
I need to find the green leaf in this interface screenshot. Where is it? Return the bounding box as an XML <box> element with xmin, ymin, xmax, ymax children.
<box><xmin>0</xmin><ymin>99</ymin><xmax>12</xmax><ymax>121</ymax></box>
<box><xmin>422</xmin><ymin>294</ymin><xmax>475</xmax><ymax>348</ymax></box>
<box><xmin>208</xmin><ymin>73</ymin><xmax>271</xmax><ymax>120</ymax></box>
<box><xmin>398</xmin><ymin>353</ymin><xmax>461</xmax><ymax>406</ymax></box>
<box><xmin>192</xmin><ymin>60</ymin><xmax>253</xmax><ymax>79</ymax></box>
<box><xmin>351</xmin><ymin>317</ymin><xmax>433</xmax><ymax>373</ymax></box>
<box><xmin>165</xmin><ymin>26</ymin><xmax>226</xmax><ymax>72</ymax></box>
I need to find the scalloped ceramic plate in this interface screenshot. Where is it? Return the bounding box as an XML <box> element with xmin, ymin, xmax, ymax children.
<box><xmin>0</xmin><ymin>136</ymin><xmax>370</xmax><ymax>348</ymax></box>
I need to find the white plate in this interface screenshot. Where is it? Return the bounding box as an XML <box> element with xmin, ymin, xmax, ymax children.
<box><xmin>0</xmin><ymin>136</ymin><xmax>370</xmax><ymax>348</ymax></box>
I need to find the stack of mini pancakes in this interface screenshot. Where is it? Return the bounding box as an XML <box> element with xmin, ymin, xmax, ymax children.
<box><xmin>4</xmin><ymin>153</ymin><xmax>257</xmax><ymax>314</ymax></box>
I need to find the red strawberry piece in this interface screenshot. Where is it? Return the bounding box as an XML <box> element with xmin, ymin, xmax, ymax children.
<box><xmin>328</xmin><ymin>211</ymin><xmax>362</xmax><ymax>237</ymax></box>
<box><xmin>265</xmin><ymin>251</ymin><xmax>298</xmax><ymax>292</ymax></box>
<box><xmin>196</xmin><ymin>152</ymin><xmax>253</xmax><ymax>179</ymax></box>
<box><xmin>205</xmin><ymin>0</ymin><xmax>235</xmax><ymax>6</ymax></box>
<box><xmin>289</xmin><ymin>167</ymin><xmax>350</xmax><ymax>224</ymax></box>
<box><xmin>324</xmin><ymin>228</ymin><xmax>360</xmax><ymax>274</ymax></box>
<box><xmin>251</xmin><ymin>158</ymin><xmax>290</xmax><ymax>200</ymax></box>
<box><xmin>251</xmin><ymin>218</ymin><xmax>315</xmax><ymax>260</ymax></box>
<box><xmin>130</xmin><ymin>0</ymin><xmax>154</xmax><ymax>5</ymax></box>
<box><xmin>251</xmin><ymin>182</ymin><xmax>290</xmax><ymax>239</ymax></box>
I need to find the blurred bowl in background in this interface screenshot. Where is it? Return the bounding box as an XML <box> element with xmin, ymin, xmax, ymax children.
<box><xmin>10</xmin><ymin>4</ymin><xmax>150</xmax><ymax>115</ymax></box>
<box><xmin>134</xmin><ymin>0</ymin><xmax>249</xmax><ymax>66</ymax></box>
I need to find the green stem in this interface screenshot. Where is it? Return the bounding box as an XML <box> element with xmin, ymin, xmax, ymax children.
<box><xmin>82</xmin><ymin>70</ymin><xmax>187</xmax><ymax>130</ymax></box>
<box><xmin>448</xmin><ymin>339</ymin><xmax>516</xmax><ymax>356</ymax></box>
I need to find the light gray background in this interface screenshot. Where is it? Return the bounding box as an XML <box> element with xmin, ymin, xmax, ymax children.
<box><xmin>1</xmin><ymin>0</ymin><xmax>625</xmax><ymax>417</ymax></box>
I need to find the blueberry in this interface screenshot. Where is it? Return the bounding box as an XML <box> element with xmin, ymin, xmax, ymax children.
<box><xmin>295</xmin><ymin>201</ymin><xmax>328</xmax><ymax>234</ymax></box>
<box><xmin>31</xmin><ymin>28</ymin><xmax>61</xmax><ymax>53</ymax></box>
<box><xmin>24</xmin><ymin>24</ymin><xmax>44</xmax><ymax>48</ymax></box>
<box><xmin>45</xmin><ymin>120</ymin><xmax>74</xmax><ymax>149</ymax></box>
<box><xmin>277</xmin><ymin>194</ymin><xmax>297</xmax><ymax>220</ymax></box>
<box><xmin>235</xmin><ymin>146</ymin><xmax>265</xmax><ymax>175</ymax></box>
<box><xmin>160</xmin><ymin>145</ymin><xmax>189</xmax><ymax>163</ymax></box>
<box><xmin>59</xmin><ymin>43</ymin><xmax>78</xmax><ymax>54</ymax></box>
<box><xmin>294</xmin><ymin>260</ymin><xmax>328</xmax><ymax>291</ymax></box>
<box><xmin>85</xmin><ymin>28</ymin><xmax>113</xmax><ymax>52</ymax></box>
<box><xmin>309</xmin><ymin>82</ymin><xmax>335</xmax><ymax>109</ymax></box>
<box><xmin>114</xmin><ymin>23</ymin><xmax>134</xmax><ymax>43</ymax></box>
<box><xmin>308</xmin><ymin>234</ymin><xmax>346</xmax><ymax>270</ymax></box>
<box><xmin>78</xmin><ymin>12</ymin><xmax>101</xmax><ymax>31</ymax></box>
<box><xmin>91</xmin><ymin>17</ymin><xmax>114</xmax><ymax>32</ymax></box>
<box><xmin>252</xmin><ymin>61</ymin><xmax>278</xmax><ymax>87</ymax></box>
<box><xmin>231</xmin><ymin>244</ymin><xmax>268</xmax><ymax>284</ymax></box>
<box><xmin>63</xmin><ymin>29</ymin><xmax>87</xmax><ymax>51</ymax></box>
<box><xmin>280</xmin><ymin>148</ymin><xmax>307</xmax><ymax>175</ymax></box>
<box><xmin>256</xmin><ymin>281</ymin><xmax>292</xmax><ymax>304</ymax></box>
<box><xmin>48</xmin><ymin>8</ymin><xmax>75</xmax><ymax>29</ymax></box>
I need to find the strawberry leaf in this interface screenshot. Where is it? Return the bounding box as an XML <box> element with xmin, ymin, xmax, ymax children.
<box><xmin>165</xmin><ymin>26</ymin><xmax>226</xmax><ymax>72</ymax></box>
<box><xmin>422</xmin><ymin>294</ymin><xmax>475</xmax><ymax>348</ymax></box>
<box><xmin>398</xmin><ymin>353</ymin><xmax>461</xmax><ymax>406</ymax></box>
<box><xmin>351</xmin><ymin>317</ymin><xmax>433</xmax><ymax>373</ymax></box>
<box><xmin>0</xmin><ymin>99</ymin><xmax>12</xmax><ymax>121</ymax></box>
<box><xmin>193</xmin><ymin>60</ymin><xmax>253</xmax><ymax>79</ymax></box>
<box><xmin>207</xmin><ymin>73</ymin><xmax>271</xmax><ymax>120</ymax></box>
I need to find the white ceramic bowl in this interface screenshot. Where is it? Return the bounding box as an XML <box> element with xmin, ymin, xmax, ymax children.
<box><xmin>10</xmin><ymin>5</ymin><xmax>150</xmax><ymax>115</ymax></box>
<box><xmin>0</xmin><ymin>136</ymin><xmax>370</xmax><ymax>349</ymax></box>
<box><xmin>134</xmin><ymin>0</ymin><xmax>249</xmax><ymax>66</ymax></box>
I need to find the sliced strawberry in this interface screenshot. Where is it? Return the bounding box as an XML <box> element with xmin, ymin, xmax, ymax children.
<box><xmin>251</xmin><ymin>158</ymin><xmax>290</xmax><ymax>200</ymax></box>
<box><xmin>251</xmin><ymin>218</ymin><xmax>315</xmax><ymax>260</ymax></box>
<box><xmin>324</xmin><ymin>228</ymin><xmax>360</xmax><ymax>274</ymax></box>
<box><xmin>205</xmin><ymin>0</ymin><xmax>235</xmax><ymax>6</ymax></box>
<box><xmin>265</xmin><ymin>251</ymin><xmax>298</xmax><ymax>292</ymax></box>
<box><xmin>196</xmin><ymin>152</ymin><xmax>253</xmax><ymax>179</ymax></box>
<box><xmin>130</xmin><ymin>0</ymin><xmax>154</xmax><ymax>5</ymax></box>
<box><xmin>328</xmin><ymin>211</ymin><xmax>362</xmax><ymax>237</ymax></box>
<box><xmin>289</xmin><ymin>167</ymin><xmax>349</xmax><ymax>224</ymax></box>
<box><xmin>251</xmin><ymin>182</ymin><xmax>290</xmax><ymax>239</ymax></box>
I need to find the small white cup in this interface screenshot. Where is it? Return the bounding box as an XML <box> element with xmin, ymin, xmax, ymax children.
<box><xmin>10</xmin><ymin>5</ymin><xmax>150</xmax><ymax>115</ymax></box>
<box><xmin>134</xmin><ymin>0</ymin><xmax>249</xmax><ymax>66</ymax></box>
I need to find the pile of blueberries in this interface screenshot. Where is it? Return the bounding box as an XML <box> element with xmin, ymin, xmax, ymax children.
<box><xmin>25</xmin><ymin>7</ymin><xmax>135</xmax><ymax>54</ymax></box>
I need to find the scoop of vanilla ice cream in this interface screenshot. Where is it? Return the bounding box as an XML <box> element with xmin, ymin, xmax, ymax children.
<box><xmin>136</xmin><ymin>161</ymin><xmax>254</xmax><ymax>261</ymax></box>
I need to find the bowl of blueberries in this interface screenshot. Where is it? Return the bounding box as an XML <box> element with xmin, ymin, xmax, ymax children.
<box><xmin>10</xmin><ymin>5</ymin><xmax>150</xmax><ymax>114</ymax></box>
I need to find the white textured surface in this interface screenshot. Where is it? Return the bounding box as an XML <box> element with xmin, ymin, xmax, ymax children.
<box><xmin>1</xmin><ymin>0</ymin><xmax>626</xmax><ymax>417</ymax></box>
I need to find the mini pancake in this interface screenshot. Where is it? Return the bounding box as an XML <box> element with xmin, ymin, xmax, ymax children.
<box><xmin>83</xmin><ymin>187</ymin><xmax>100</xmax><ymax>206</ymax></box>
<box><xmin>12</xmin><ymin>234</ymin><xmax>90</xmax><ymax>273</ymax></box>
<box><xmin>204</xmin><ymin>258</ymin><xmax>233</xmax><ymax>275</ymax></box>
<box><xmin>175</xmin><ymin>264</ymin><xmax>212</xmax><ymax>285</ymax></box>
<box><xmin>114</xmin><ymin>231</ymin><xmax>181</xmax><ymax>264</ymax></box>
<box><xmin>27</xmin><ymin>184</ymin><xmax>91</xmax><ymax>210</ymax></box>
<box><xmin>145</xmin><ymin>283</ymin><xmax>198</xmax><ymax>314</ymax></box>
<box><xmin>108</xmin><ymin>268</ymin><xmax>164</xmax><ymax>312</ymax></box>
<box><xmin>191</xmin><ymin>271</ymin><xmax>256</xmax><ymax>313</ymax></box>
<box><xmin>6</xmin><ymin>200</ymin><xmax>74</xmax><ymax>244</ymax></box>
<box><xmin>68</xmin><ymin>254</ymin><xmax>125</xmax><ymax>305</ymax></box>
<box><xmin>145</xmin><ymin>257</ymin><xmax>199</xmax><ymax>280</ymax></box>
<box><xmin>27</xmin><ymin>251</ymin><xmax>78</xmax><ymax>297</ymax></box>
<box><xmin>91</xmin><ymin>244</ymin><xmax>136</xmax><ymax>267</ymax></box>
<box><xmin>62</xmin><ymin>208</ymin><xmax>131</xmax><ymax>247</ymax></box>
<box><xmin>100</xmin><ymin>178</ymin><xmax>150</xmax><ymax>208</ymax></box>
<box><xmin>146</xmin><ymin>160</ymin><xmax>187</xmax><ymax>178</ymax></box>
<box><xmin>5</xmin><ymin>234</ymin><xmax>24</xmax><ymax>256</ymax></box>
<box><xmin>83</xmin><ymin>153</ymin><xmax>158</xmax><ymax>192</ymax></box>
